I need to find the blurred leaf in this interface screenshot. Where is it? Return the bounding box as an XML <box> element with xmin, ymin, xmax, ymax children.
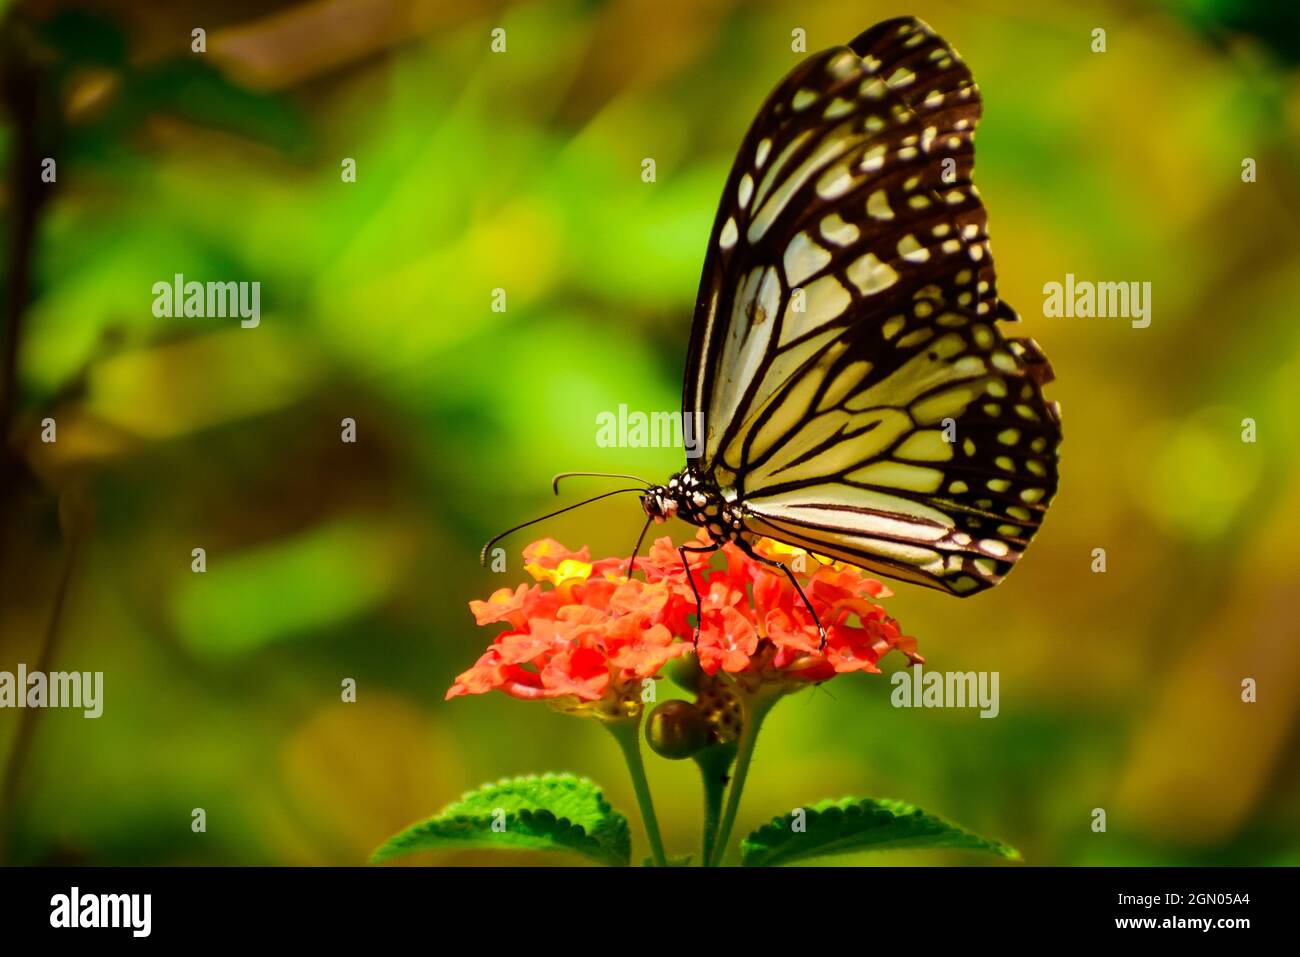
<box><xmin>170</xmin><ymin>517</ymin><xmax>412</xmax><ymax>657</ymax></box>
<box><xmin>84</xmin><ymin>329</ymin><xmax>320</xmax><ymax>440</ymax></box>
<box><xmin>741</xmin><ymin>797</ymin><xmax>1019</xmax><ymax>867</ymax></box>
<box><xmin>371</xmin><ymin>774</ymin><xmax>630</xmax><ymax>866</ymax></box>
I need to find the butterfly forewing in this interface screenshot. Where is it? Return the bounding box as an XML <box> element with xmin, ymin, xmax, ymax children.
<box><xmin>682</xmin><ymin>16</ymin><xmax>1061</xmax><ymax>596</ymax></box>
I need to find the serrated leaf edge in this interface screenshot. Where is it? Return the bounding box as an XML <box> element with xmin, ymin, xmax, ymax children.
<box><xmin>371</xmin><ymin>772</ymin><xmax>630</xmax><ymax>867</ymax></box>
<box><xmin>740</xmin><ymin>796</ymin><xmax>1020</xmax><ymax>867</ymax></box>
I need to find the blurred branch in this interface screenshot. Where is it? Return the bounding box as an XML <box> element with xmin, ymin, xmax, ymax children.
<box><xmin>0</xmin><ymin>489</ymin><xmax>86</xmax><ymax>864</ymax></box>
<box><xmin>0</xmin><ymin>13</ymin><xmax>57</xmax><ymax>582</ymax></box>
<box><xmin>0</xmin><ymin>11</ymin><xmax>62</xmax><ymax>865</ymax></box>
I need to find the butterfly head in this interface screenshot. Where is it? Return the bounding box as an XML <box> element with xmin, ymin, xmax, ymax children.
<box><xmin>640</xmin><ymin>485</ymin><xmax>679</xmax><ymax>524</ymax></box>
<box><xmin>641</xmin><ymin>471</ymin><xmax>743</xmax><ymax>543</ymax></box>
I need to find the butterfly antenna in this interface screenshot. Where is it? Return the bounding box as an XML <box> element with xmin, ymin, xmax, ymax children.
<box><xmin>625</xmin><ymin>512</ymin><xmax>654</xmax><ymax>579</ymax></box>
<box><xmin>480</xmin><ymin>487</ymin><xmax>645</xmax><ymax>566</ymax></box>
<box><xmin>551</xmin><ymin>471</ymin><xmax>651</xmax><ymax>495</ymax></box>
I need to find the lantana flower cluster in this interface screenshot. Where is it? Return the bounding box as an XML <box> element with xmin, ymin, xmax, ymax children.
<box><xmin>448</xmin><ymin>532</ymin><xmax>921</xmax><ymax>719</ymax></box>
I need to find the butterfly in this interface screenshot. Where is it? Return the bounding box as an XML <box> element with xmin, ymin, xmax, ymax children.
<box><xmin>487</xmin><ymin>17</ymin><xmax>1061</xmax><ymax>639</ymax></box>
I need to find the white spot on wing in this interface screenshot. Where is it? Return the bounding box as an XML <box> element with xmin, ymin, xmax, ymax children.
<box><xmin>859</xmin><ymin>144</ymin><xmax>887</xmax><ymax>172</ymax></box>
<box><xmin>819</xmin><ymin>212</ymin><xmax>860</xmax><ymax>246</ymax></box>
<box><xmin>816</xmin><ymin>160</ymin><xmax>857</xmax><ymax>199</ymax></box>
<box><xmin>778</xmin><ymin>275</ymin><xmax>850</xmax><ymax>346</ymax></box>
<box><xmin>738</xmin><ymin>173</ymin><xmax>753</xmax><ymax>209</ymax></box>
<box><xmin>859</xmin><ymin>77</ymin><xmax>887</xmax><ymax>99</ymax></box>
<box><xmin>897</xmin><ymin>234</ymin><xmax>929</xmax><ymax>263</ymax></box>
<box><xmin>886</xmin><ymin>67</ymin><xmax>915</xmax><ymax>88</ymax></box>
<box><xmin>866</xmin><ymin>189</ymin><xmax>893</xmax><ymax>220</ymax></box>
<box><xmin>783</xmin><ymin>232</ymin><xmax>832</xmax><ymax>286</ymax></box>
<box><xmin>847</xmin><ymin>252</ymin><xmax>900</xmax><ymax>296</ymax></box>
<box><xmin>823</xmin><ymin>96</ymin><xmax>855</xmax><ymax>119</ymax></box>
<box><xmin>719</xmin><ymin>217</ymin><xmax>738</xmax><ymax>249</ymax></box>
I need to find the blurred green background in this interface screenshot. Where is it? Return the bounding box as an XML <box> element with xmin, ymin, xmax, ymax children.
<box><xmin>1</xmin><ymin>0</ymin><xmax>1297</xmax><ymax>866</ymax></box>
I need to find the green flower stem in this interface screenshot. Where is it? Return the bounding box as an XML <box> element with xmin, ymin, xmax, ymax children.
<box><xmin>694</xmin><ymin>741</ymin><xmax>736</xmax><ymax>867</ymax></box>
<box><xmin>708</xmin><ymin>693</ymin><xmax>778</xmax><ymax>867</ymax></box>
<box><xmin>606</xmin><ymin>719</ymin><xmax>667</xmax><ymax>867</ymax></box>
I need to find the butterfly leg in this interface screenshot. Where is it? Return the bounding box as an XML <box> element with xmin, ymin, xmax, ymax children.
<box><xmin>737</xmin><ymin>540</ymin><xmax>827</xmax><ymax>650</ymax></box>
<box><xmin>678</xmin><ymin>542</ymin><xmax>720</xmax><ymax>649</ymax></box>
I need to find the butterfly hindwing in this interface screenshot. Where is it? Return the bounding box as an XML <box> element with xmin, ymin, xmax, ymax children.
<box><xmin>681</xmin><ymin>16</ymin><xmax>1061</xmax><ymax>595</ymax></box>
<box><xmin>738</xmin><ymin>299</ymin><xmax>1060</xmax><ymax>595</ymax></box>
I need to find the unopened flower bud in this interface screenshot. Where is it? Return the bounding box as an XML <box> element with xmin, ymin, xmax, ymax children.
<box><xmin>646</xmin><ymin>700</ymin><xmax>709</xmax><ymax>759</ymax></box>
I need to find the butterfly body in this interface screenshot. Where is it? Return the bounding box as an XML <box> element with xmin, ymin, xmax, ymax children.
<box><xmin>641</xmin><ymin>469</ymin><xmax>741</xmax><ymax>541</ymax></box>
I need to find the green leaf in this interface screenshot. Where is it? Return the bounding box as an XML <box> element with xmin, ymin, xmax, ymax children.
<box><xmin>741</xmin><ymin>797</ymin><xmax>1020</xmax><ymax>867</ymax></box>
<box><xmin>372</xmin><ymin>774</ymin><xmax>630</xmax><ymax>867</ymax></box>
<box><xmin>169</xmin><ymin>517</ymin><xmax>409</xmax><ymax>658</ymax></box>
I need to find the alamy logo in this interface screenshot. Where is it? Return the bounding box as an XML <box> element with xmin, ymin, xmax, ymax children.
<box><xmin>50</xmin><ymin>887</ymin><xmax>151</xmax><ymax>937</ymax></box>
<box><xmin>1042</xmin><ymin>273</ymin><xmax>1150</xmax><ymax>328</ymax></box>
<box><xmin>890</xmin><ymin>664</ymin><xmax>1000</xmax><ymax>718</ymax></box>
<box><xmin>152</xmin><ymin>273</ymin><xmax>261</xmax><ymax>328</ymax></box>
<box><xmin>0</xmin><ymin>664</ymin><xmax>102</xmax><ymax>718</ymax></box>
<box><xmin>595</xmin><ymin>406</ymin><xmax>703</xmax><ymax>459</ymax></box>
